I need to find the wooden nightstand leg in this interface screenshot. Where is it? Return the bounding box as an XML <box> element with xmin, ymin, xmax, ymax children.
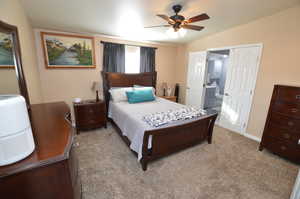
<box><xmin>104</xmin><ymin>123</ymin><xmax>107</xmax><ymax>129</ymax></box>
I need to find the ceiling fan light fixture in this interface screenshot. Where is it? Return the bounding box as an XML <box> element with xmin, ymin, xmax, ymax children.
<box><xmin>178</xmin><ymin>28</ymin><xmax>187</xmax><ymax>37</ymax></box>
<box><xmin>166</xmin><ymin>27</ymin><xmax>186</xmax><ymax>38</ymax></box>
<box><xmin>147</xmin><ymin>4</ymin><xmax>209</xmax><ymax>38</ymax></box>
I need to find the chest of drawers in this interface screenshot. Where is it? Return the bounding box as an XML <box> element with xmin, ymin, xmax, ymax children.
<box><xmin>260</xmin><ymin>85</ymin><xmax>300</xmax><ymax>163</ymax></box>
<box><xmin>0</xmin><ymin>102</ymin><xmax>81</xmax><ymax>199</ymax></box>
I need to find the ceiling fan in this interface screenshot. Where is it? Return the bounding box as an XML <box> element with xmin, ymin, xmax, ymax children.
<box><xmin>145</xmin><ymin>4</ymin><xmax>210</xmax><ymax>32</ymax></box>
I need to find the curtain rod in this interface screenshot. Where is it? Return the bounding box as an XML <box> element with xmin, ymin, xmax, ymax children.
<box><xmin>100</xmin><ymin>41</ymin><xmax>157</xmax><ymax>50</ymax></box>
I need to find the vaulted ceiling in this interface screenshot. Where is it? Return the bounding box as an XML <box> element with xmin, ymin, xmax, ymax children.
<box><xmin>20</xmin><ymin>0</ymin><xmax>300</xmax><ymax>43</ymax></box>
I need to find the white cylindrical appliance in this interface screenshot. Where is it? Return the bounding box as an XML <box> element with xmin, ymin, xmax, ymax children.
<box><xmin>0</xmin><ymin>95</ymin><xmax>35</xmax><ymax>166</ymax></box>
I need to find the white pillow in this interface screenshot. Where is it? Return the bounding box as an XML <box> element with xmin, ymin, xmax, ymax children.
<box><xmin>109</xmin><ymin>87</ymin><xmax>133</xmax><ymax>102</ymax></box>
<box><xmin>133</xmin><ymin>85</ymin><xmax>156</xmax><ymax>96</ymax></box>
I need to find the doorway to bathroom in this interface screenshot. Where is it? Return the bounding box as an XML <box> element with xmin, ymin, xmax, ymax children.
<box><xmin>203</xmin><ymin>50</ymin><xmax>230</xmax><ymax>118</ymax></box>
<box><xmin>186</xmin><ymin>44</ymin><xmax>262</xmax><ymax>135</ymax></box>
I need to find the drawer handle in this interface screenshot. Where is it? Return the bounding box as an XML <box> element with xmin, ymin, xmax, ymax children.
<box><xmin>296</xmin><ymin>95</ymin><xmax>300</xmax><ymax>100</ymax></box>
<box><xmin>290</xmin><ymin>108</ymin><xmax>299</xmax><ymax>113</ymax></box>
<box><xmin>280</xmin><ymin>146</ymin><xmax>287</xmax><ymax>151</ymax></box>
<box><xmin>288</xmin><ymin>121</ymin><xmax>294</xmax><ymax>126</ymax></box>
<box><xmin>283</xmin><ymin>133</ymin><xmax>290</xmax><ymax>139</ymax></box>
<box><xmin>298</xmin><ymin>139</ymin><xmax>300</xmax><ymax>145</ymax></box>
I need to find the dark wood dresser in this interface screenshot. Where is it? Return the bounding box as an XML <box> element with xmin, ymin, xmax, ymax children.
<box><xmin>0</xmin><ymin>102</ymin><xmax>81</xmax><ymax>199</ymax></box>
<box><xmin>260</xmin><ymin>85</ymin><xmax>300</xmax><ymax>163</ymax></box>
<box><xmin>73</xmin><ymin>99</ymin><xmax>107</xmax><ymax>134</ymax></box>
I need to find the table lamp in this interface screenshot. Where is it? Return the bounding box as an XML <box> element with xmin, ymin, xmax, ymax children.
<box><xmin>162</xmin><ymin>82</ymin><xmax>167</xmax><ymax>96</ymax></box>
<box><xmin>91</xmin><ymin>81</ymin><xmax>101</xmax><ymax>101</ymax></box>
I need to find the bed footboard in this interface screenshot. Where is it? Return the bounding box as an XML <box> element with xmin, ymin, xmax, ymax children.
<box><xmin>141</xmin><ymin>113</ymin><xmax>217</xmax><ymax>171</ymax></box>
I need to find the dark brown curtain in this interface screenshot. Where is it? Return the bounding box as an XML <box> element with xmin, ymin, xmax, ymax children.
<box><xmin>102</xmin><ymin>42</ymin><xmax>125</xmax><ymax>72</ymax></box>
<box><xmin>140</xmin><ymin>47</ymin><xmax>156</xmax><ymax>73</ymax></box>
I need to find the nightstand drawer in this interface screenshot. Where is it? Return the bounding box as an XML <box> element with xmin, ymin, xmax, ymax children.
<box><xmin>78</xmin><ymin>117</ymin><xmax>105</xmax><ymax>124</ymax></box>
<box><xmin>76</xmin><ymin>110</ymin><xmax>105</xmax><ymax>122</ymax></box>
<box><xmin>77</xmin><ymin>121</ymin><xmax>106</xmax><ymax>130</ymax></box>
<box><xmin>76</xmin><ymin>104</ymin><xmax>105</xmax><ymax>116</ymax></box>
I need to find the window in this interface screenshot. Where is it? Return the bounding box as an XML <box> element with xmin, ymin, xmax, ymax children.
<box><xmin>125</xmin><ymin>45</ymin><xmax>140</xmax><ymax>73</ymax></box>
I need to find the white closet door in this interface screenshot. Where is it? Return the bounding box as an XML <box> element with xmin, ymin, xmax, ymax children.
<box><xmin>219</xmin><ymin>46</ymin><xmax>262</xmax><ymax>133</ymax></box>
<box><xmin>185</xmin><ymin>51</ymin><xmax>207</xmax><ymax>108</ymax></box>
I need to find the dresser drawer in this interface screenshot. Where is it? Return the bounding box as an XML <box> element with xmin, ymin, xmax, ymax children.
<box><xmin>270</xmin><ymin>112</ymin><xmax>300</xmax><ymax>131</ymax></box>
<box><xmin>265</xmin><ymin>125</ymin><xmax>300</xmax><ymax>144</ymax></box>
<box><xmin>263</xmin><ymin>136</ymin><xmax>300</xmax><ymax>163</ymax></box>
<box><xmin>74</xmin><ymin>173</ymin><xmax>82</xmax><ymax>199</ymax></box>
<box><xmin>68</xmin><ymin>145</ymin><xmax>79</xmax><ymax>188</ymax></box>
<box><xmin>276</xmin><ymin>86</ymin><xmax>300</xmax><ymax>104</ymax></box>
<box><xmin>273</xmin><ymin>102</ymin><xmax>300</xmax><ymax>118</ymax></box>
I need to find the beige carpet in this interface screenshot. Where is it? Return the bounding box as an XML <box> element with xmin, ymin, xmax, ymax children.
<box><xmin>75</xmin><ymin>124</ymin><xmax>298</xmax><ymax>199</ymax></box>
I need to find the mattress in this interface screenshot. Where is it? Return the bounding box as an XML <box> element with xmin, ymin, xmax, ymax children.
<box><xmin>108</xmin><ymin>97</ymin><xmax>205</xmax><ymax>161</ymax></box>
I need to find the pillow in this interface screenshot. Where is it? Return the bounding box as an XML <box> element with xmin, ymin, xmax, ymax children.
<box><xmin>133</xmin><ymin>85</ymin><xmax>156</xmax><ymax>96</ymax></box>
<box><xmin>109</xmin><ymin>87</ymin><xmax>133</xmax><ymax>102</ymax></box>
<box><xmin>133</xmin><ymin>85</ymin><xmax>145</xmax><ymax>88</ymax></box>
<box><xmin>126</xmin><ymin>88</ymin><xmax>155</xmax><ymax>104</ymax></box>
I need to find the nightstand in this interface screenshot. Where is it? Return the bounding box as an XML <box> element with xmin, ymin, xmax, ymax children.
<box><xmin>159</xmin><ymin>96</ymin><xmax>177</xmax><ymax>102</ymax></box>
<box><xmin>73</xmin><ymin>99</ymin><xmax>107</xmax><ymax>134</ymax></box>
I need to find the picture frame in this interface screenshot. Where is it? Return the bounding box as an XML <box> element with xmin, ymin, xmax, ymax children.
<box><xmin>0</xmin><ymin>32</ymin><xmax>15</xmax><ymax>69</ymax></box>
<box><xmin>41</xmin><ymin>32</ymin><xmax>96</xmax><ymax>69</ymax></box>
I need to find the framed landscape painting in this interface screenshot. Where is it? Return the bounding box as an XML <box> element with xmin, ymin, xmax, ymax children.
<box><xmin>0</xmin><ymin>32</ymin><xmax>14</xmax><ymax>69</ymax></box>
<box><xmin>41</xmin><ymin>32</ymin><xmax>96</xmax><ymax>69</ymax></box>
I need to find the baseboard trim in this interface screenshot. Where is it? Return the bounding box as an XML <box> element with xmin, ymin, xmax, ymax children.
<box><xmin>244</xmin><ymin>133</ymin><xmax>261</xmax><ymax>142</ymax></box>
<box><xmin>215</xmin><ymin>124</ymin><xmax>261</xmax><ymax>142</ymax></box>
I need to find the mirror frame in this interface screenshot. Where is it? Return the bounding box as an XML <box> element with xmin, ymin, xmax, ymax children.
<box><xmin>0</xmin><ymin>20</ymin><xmax>30</xmax><ymax>107</ymax></box>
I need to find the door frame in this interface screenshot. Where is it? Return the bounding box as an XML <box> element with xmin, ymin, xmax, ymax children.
<box><xmin>208</xmin><ymin>43</ymin><xmax>263</xmax><ymax>51</ymax></box>
<box><xmin>207</xmin><ymin>43</ymin><xmax>263</xmax><ymax>136</ymax></box>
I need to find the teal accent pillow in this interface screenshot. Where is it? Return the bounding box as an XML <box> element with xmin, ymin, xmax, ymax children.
<box><xmin>126</xmin><ymin>89</ymin><xmax>155</xmax><ymax>103</ymax></box>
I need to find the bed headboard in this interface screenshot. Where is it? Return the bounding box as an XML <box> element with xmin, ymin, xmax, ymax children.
<box><xmin>101</xmin><ymin>71</ymin><xmax>157</xmax><ymax>113</ymax></box>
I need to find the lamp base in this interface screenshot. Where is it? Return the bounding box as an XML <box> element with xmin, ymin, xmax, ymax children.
<box><xmin>96</xmin><ymin>91</ymin><xmax>99</xmax><ymax>102</ymax></box>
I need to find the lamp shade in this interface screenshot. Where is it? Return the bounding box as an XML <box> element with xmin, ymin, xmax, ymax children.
<box><xmin>162</xmin><ymin>82</ymin><xmax>167</xmax><ymax>89</ymax></box>
<box><xmin>91</xmin><ymin>81</ymin><xmax>101</xmax><ymax>91</ymax></box>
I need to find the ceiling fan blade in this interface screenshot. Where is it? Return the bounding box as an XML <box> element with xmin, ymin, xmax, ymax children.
<box><xmin>187</xmin><ymin>13</ymin><xmax>210</xmax><ymax>23</ymax></box>
<box><xmin>182</xmin><ymin>25</ymin><xmax>204</xmax><ymax>31</ymax></box>
<box><xmin>157</xmin><ymin>14</ymin><xmax>175</xmax><ymax>24</ymax></box>
<box><xmin>144</xmin><ymin>25</ymin><xmax>171</xmax><ymax>28</ymax></box>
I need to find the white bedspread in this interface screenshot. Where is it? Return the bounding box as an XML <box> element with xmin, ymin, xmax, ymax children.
<box><xmin>108</xmin><ymin>97</ymin><xmax>205</xmax><ymax>161</ymax></box>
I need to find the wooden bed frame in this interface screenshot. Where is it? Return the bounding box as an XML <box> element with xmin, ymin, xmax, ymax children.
<box><xmin>101</xmin><ymin>71</ymin><xmax>218</xmax><ymax>171</ymax></box>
